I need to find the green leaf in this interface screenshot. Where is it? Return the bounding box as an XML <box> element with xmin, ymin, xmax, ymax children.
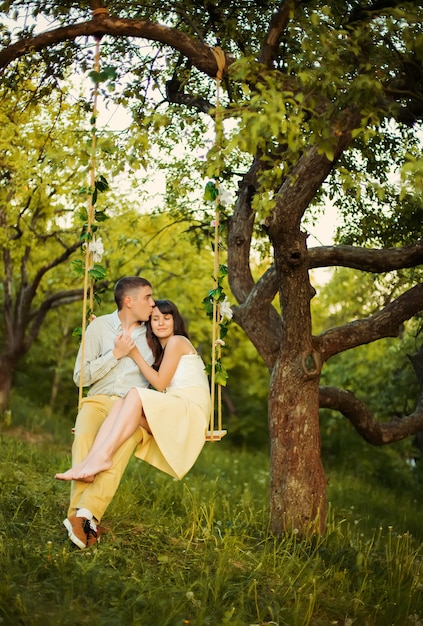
<box><xmin>88</xmin><ymin>263</ymin><xmax>107</xmax><ymax>281</ymax></box>
<box><xmin>88</xmin><ymin>67</ymin><xmax>117</xmax><ymax>85</ymax></box>
<box><xmin>70</xmin><ymin>259</ymin><xmax>85</xmax><ymax>276</ymax></box>
<box><xmin>215</xmin><ymin>364</ymin><xmax>229</xmax><ymax>387</ymax></box>
<box><xmin>95</xmin><ymin>175</ymin><xmax>109</xmax><ymax>193</ymax></box>
<box><xmin>218</xmin><ymin>264</ymin><xmax>228</xmax><ymax>279</ymax></box>
<box><xmin>94</xmin><ymin>210</ymin><xmax>109</xmax><ymax>222</ymax></box>
<box><xmin>204</xmin><ymin>180</ymin><xmax>219</xmax><ymax>203</ymax></box>
<box><xmin>219</xmin><ymin>324</ymin><xmax>229</xmax><ymax>339</ymax></box>
<box><xmin>210</xmin><ymin>286</ymin><xmax>224</xmax><ymax>300</ymax></box>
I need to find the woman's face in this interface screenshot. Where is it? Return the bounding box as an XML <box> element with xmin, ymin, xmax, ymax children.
<box><xmin>150</xmin><ymin>307</ymin><xmax>175</xmax><ymax>340</ymax></box>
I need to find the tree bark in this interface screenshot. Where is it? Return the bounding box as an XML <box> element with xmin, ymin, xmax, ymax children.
<box><xmin>0</xmin><ymin>357</ymin><xmax>14</xmax><ymax>414</ymax></box>
<box><xmin>49</xmin><ymin>311</ymin><xmax>72</xmax><ymax>411</ymax></box>
<box><xmin>0</xmin><ymin>16</ymin><xmax>232</xmax><ymax>79</ymax></box>
<box><xmin>269</xmin><ymin>348</ymin><xmax>326</xmax><ymax>535</ymax></box>
<box><xmin>268</xmin><ymin>224</ymin><xmax>326</xmax><ymax>535</ymax></box>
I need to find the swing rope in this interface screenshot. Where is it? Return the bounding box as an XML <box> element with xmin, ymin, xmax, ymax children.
<box><xmin>77</xmin><ymin>34</ymin><xmax>102</xmax><ymax>409</ymax></box>
<box><xmin>206</xmin><ymin>46</ymin><xmax>227</xmax><ymax>442</ymax></box>
<box><xmin>77</xmin><ymin>38</ymin><xmax>228</xmax><ymax>440</ymax></box>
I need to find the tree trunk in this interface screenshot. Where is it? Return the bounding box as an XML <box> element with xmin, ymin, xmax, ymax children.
<box><xmin>268</xmin><ymin>229</ymin><xmax>326</xmax><ymax>535</ymax></box>
<box><xmin>269</xmin><ymin>352</ymin><xmax>326</xmax><ymax>535</ymax></box>
<box><xmin>0</xmin><ymin>357</ymin><xmax>14</xmax><ymax>414</ymax></box>
<box><xmin>50</xmin><ymin>311</ymin><xmax>71</xmax><ymax>411</ymax></box>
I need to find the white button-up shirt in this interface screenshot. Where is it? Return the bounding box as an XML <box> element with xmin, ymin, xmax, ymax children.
<box><xmin>73</xmin><ymin>310</ymin><xmax>154</xmax><ymax>397</ymax></box>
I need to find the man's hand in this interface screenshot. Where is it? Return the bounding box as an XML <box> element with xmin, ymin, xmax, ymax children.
<box><xmin>113</xmin><ymin>331</ymin><xmax>135</xmax><ymax>359</ymax></box>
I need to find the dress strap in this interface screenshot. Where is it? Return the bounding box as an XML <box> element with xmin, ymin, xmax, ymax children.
<box><xmin>180</xmin><ymin>335</ymin><xmax>197</xmax><ymax>355</ymax></box>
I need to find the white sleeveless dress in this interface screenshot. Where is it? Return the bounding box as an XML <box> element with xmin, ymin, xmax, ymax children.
<box><xmin>133</xmin><ymin>353</ymin><xmax>211</xmax><ymax>479</ymax></box>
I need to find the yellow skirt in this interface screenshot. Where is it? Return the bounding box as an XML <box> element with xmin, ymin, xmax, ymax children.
<box><xmin>134</xmin><ymin>385</ymin><xmax>210</xmax><ymax>479</ymax></box>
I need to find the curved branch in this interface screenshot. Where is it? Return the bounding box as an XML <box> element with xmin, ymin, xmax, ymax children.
<box><xmin>233</xmin><ymin>304</ymin><xmax>281</xmax><ymax>372</ymax></box>
<box><xmin>227</xmin><ymin>152</ymin><xmax>282</xmax><ymax>369</ymax></box>
<box><xmin>319</xmin><ymin>385</ymin><xmax>423</xmax><ymax>445</ymax></box>
<box><xmin>165</xmin><ymin>77</ymin><xmax>213</xmax><ymax>114</ymax></box>
<box><xmin>234</xmin><ymin>264</ymin><xmax>282</xmax><ymax>329</ymax></box>
<box><xmin>22</xmin><ymin>239</ymin><xmax>84</xmax><ymax>313</ymax></box>
<box><xmin>268</xmin><ymin>109</ymin><xmax>362</xmax><ymax>240</ymax></box>
<box><xmin>25</xmin><ymin>280</ymin><xmax>111</xmax><ymax>353</ymax></box>
<box><xmin>228</xmin><ymin>156</ymin><xmax>261</xmax><ymax>305</ymax></box>
<box><xmin>0</xmin><ymin>16</ymin><xmax>232</xmax><ymax>79</ymax></box>
<box><xmin>255</xmin><ymin>238</ymin><xmax>423</xmax><ymax>300</ymax></box>
<box><xmin>309</xmin><ymin>240</ymin><xmax>423</xmax><ymax>272</ymax></box>
<box><xmin>259</xmin><ymin>0</ymin><xmax>300</xmax><ymax>68</ymax></box>
<box><xmin>318</xmin><ymin>283</ymin><xmax>423</xmax><ymax>360</ymax></box>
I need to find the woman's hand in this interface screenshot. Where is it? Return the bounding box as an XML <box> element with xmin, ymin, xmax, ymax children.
<box><xmin>113</xmin><ymin>332</ymin><xmax>135</xmax><ymax>359</ymax></box>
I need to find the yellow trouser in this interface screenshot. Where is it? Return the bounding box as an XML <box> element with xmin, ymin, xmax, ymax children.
<box><xmin>67</xmin><ymin>395</ymin><xmax>143</xmax><ymax>522</ymax></box>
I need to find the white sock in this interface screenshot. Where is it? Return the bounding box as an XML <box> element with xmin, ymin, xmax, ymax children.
<box><xmin>76</xmin><ymin>508</ymin><xmax>98</xmax><ymax>531</ymax></box>
<box><xmin>76</xmin><ymin>508</ymin><xmax>93</xmax><ymax>521</ymax></box>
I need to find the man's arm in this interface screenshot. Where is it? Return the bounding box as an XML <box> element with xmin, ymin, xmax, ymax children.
<box><xmin>73</xmin><ymin>318</ymin><xmax>119</xmax><ymax>388</ymax></box>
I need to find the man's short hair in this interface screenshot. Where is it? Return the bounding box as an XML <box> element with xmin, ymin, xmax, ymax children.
<box><xmin>114</xmin><ymin>276</ymin><xmax>152</xmax><ymax>310</ymax></box>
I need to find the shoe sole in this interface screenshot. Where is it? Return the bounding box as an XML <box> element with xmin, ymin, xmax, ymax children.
<box><xmin>63</xmin><ymin>517</ymin><xmax>87</xmax><ymax>550</ymax></box>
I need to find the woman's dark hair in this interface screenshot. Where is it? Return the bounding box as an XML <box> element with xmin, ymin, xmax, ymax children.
<box><xmin>146</xmin><ymin>300</ymin><xmax>190</xmax><ymax>370</ymax></box>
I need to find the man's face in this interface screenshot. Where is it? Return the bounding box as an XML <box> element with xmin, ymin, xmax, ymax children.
<box><xmin>128</xmin><ymin>286</ymin><xmax>155</xmax><ymax>322</ymax></box>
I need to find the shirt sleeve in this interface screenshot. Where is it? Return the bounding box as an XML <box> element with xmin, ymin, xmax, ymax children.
<box><xmin>73</xmin><ymin>318</ymin><xmax>118</xmax><ymax>388</ymax></box>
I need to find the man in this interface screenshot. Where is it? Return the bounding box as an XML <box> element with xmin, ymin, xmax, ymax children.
<box><xmin>62</xmin><ymin>276</ymin><xmax>155</xmax><ymax>549</ymax></box>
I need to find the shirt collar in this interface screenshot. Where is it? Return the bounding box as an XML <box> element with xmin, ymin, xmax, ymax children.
<box><xmin>111</xmin><ymin>310</ymin><xmax>121</xmax><ymax>329</ymax></box>
<box><xmin>112</xmin><ymin>310</ymin><xmax>146</xmax><ymax>334</ymax></box>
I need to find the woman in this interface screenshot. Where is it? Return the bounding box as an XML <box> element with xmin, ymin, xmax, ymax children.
<box><xmin>55</xmin><ymin>300</ymin><xmax>211</xmax><ymax>482</ymax></box>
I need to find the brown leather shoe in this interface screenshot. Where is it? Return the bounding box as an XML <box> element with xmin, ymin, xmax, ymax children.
<box><xmin>63</xmin><ymin>514</ymin><xmax>100</xmax><ymax>549</ymax></box>
<box><xmin>86</xmin><ymin>522</ymin><xmax>101</xmax><ymax>548</ymax></box>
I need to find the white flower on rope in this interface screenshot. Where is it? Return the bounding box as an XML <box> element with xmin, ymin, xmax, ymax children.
<box><xmin>88</xmin><ymin>237</ymin><xmax>105</xmax><ymax>262</ymax></box>
<box><xmin>220</xmin><ymin>297</ymin><xmax>233</xmax><ymax>321</ymax></box>
<box><xmin>217</xmin><ymin>187</ymin><xmax>232</xmax><ymax>206</ymax></box>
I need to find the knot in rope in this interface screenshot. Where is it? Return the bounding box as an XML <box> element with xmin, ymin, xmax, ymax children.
<box><xmin>92</xmin><ymin>7</ymin><xmax>109</xmax><ymax>18</ymax></box>
<box><xmin>210</xmin><ymin>46</ymin><xmax>226</xmax><ymax>82</ymax></box>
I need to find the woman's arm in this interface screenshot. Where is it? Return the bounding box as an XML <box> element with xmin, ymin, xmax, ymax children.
<box><xmin>129</xmin><ymin>335</ymin><xmax>189</xmax><ymax>391</ymax></box>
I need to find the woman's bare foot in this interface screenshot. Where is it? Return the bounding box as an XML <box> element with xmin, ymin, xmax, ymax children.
<box><xmin>54</xmin><ymin>458</ymin><xmax>93</xmax><ymax>482</ymax></box>
<box><xmin>55</xmin><ymin>469</ymin><xmax>95</xmax><ymax>483</ymax></box>
<box><xmin>72</xmin><ymin>457</ymin><xmax>113</xmax><ymax>480</ymax></box>
<box><xmin>55</xmin><ymin>452</ymin><xmax>113</xmax><ymax>482</ymax></box>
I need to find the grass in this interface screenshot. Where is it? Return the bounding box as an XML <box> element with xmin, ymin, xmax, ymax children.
<box><xmin>1</xmin><ymin>430</ymin><xmax>423</xmax><ymax>626</ymax></box>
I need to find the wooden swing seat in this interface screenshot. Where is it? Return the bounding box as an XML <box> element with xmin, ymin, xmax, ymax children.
<box><xmin>205</xmin><ymin>429</ymin><xmax>227</xmax><ymax>441</ymax></box>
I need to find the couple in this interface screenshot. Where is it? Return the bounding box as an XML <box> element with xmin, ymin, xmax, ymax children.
<box><xmin>56</xmin><ymin>276</ymin><xmax>211</xmax><ymax>549</ymax></box>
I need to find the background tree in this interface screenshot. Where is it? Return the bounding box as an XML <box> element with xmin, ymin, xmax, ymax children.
<box><xmin>0</xmin><ymin>72</ymin><xmax>159</xmax><ymax>413</ymax></box>
<box><xmin>0</xmin><ymin>78</ymin><xmax>90</xmax><ymax>412</ymax></box>
<box><xmin>1</xmin><ymin>0</ymin><xmax>423</xmax><ymax>535</ymax></box>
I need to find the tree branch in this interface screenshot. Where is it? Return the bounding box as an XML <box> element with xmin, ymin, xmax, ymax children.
<box><xmin>165</xmin><ymin>75</ymin><xmax>214</xmax><ymax>114</ymax></box>
<box><xmin>309</xmin><ymin>240</ymin><xmax>423</xmax><ymax>272</ymax></box>
<box><xmin>25</xmin><ymin>280</ymin><xmax>111</xmax><ymax>352</ymax></box>
<box><xmin>259</xmin><ymin>0</ymin><xmax>299</xmax><ymax>68</ymax></box>
<box><xmin>21</xmin><ymin>240</ymin><xmax>84</xmax><ymax>317</ymax></box>
<box><xmin>228</xmin><ymin>155</ymin><xmax>262</xmax><ymax>304</ymax></box>
<box><xmin>252</xmin><ymin>239</ymin><xmax>423</xmax><ymax>302</ymax></box>
<box><xmin>232</xmin><ymin>264</ymin><xmax>283</xmax><ymax>370</ymax></box>
<box><xmin>228</xmin><ymin>154</ymin><xmax>284</xmax><ymax>369</ymax></box>
<box><xmin>318</xmin><ymin>283</ymin><xmax>423</xmax><ymax>361</ymax></box>
<box><xmin>319</xmin><ymin>385</ymin><xmax>423</xmax><ymax>445</ymax></box>
<box><xmin>267</xmin><ymin>107</ymin><xmax>362</xmax><ymax>241</ymax></box>
<box><xmin>0</xmin><ymin>16</ymin><xmax>232</xmax><ymax>79</ymax></box>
